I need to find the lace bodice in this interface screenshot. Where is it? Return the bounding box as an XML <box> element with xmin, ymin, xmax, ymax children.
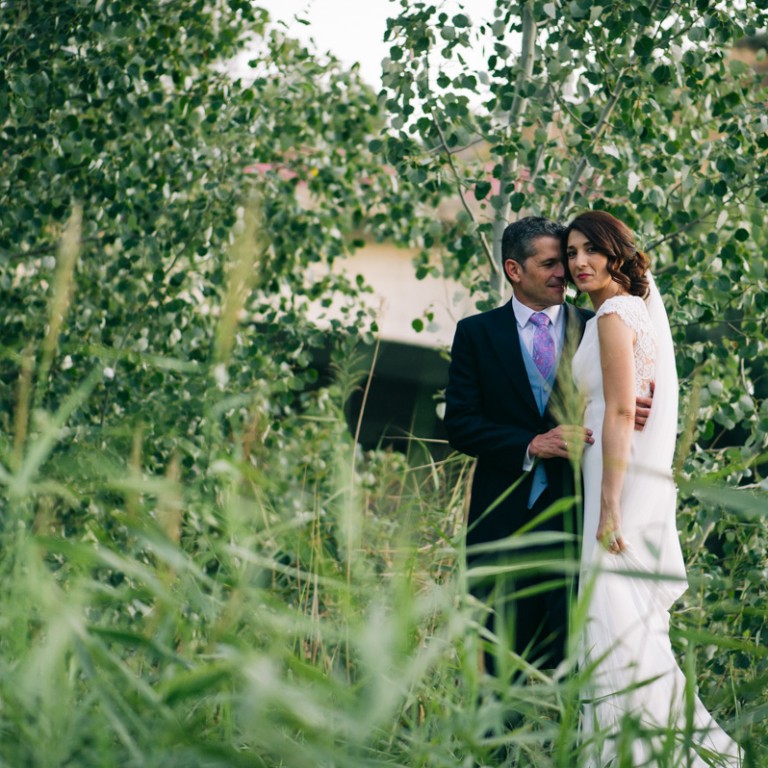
<box><xmin>596</xmin><ymin>295</ymin><xmax>656</xmax><ymax>397</ymax></box>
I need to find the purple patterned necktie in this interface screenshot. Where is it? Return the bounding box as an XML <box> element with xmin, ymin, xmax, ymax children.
<box><xmin>530</xmin><ymin>312</ymin><xmax>555</xmax><ymax>379</ymax></box>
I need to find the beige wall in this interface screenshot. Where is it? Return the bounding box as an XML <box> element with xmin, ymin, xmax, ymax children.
<box><xmin>312</xmin><ymin>241</ymin><xmax>477</xmax><ymax>349</ymax></box>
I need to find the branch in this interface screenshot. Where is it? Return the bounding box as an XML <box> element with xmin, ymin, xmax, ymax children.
<box><xmin>3</xmin><ymin>234</ymin><xmax>103</xmax><ymax>261</ymax></box>
<box><xmin>549</xmin><ymin>82</ymin><xmax>592</xmax><ymax>132</ymax></box>
<box><xmin>491</xmin><ymin>0</ymin><xmax>537</xmax><ymax>293</ymax></box>
<box><xmin>426</xmin><ymin>136</ymin><xmax>486</xmax><ymax>157</ymax></box>
<box><xmin>669</xmin><ymin>315</ymin><xmax>759</xmax><ymax>332</ymax></box>
<box><xmin>507</xmin><ymin>0</ymin><xmax>537</xmax><ymax>126</ymax></box>
<box><xmin>557</xmin><ymin>0</ymin><xmax>664</xmax><ymax>219</ymax></box>
<box><xmin>556</xmin><ymin>84</ymin><xmax>626</xmax><ymax>220</ymax></box>
<box><xmin>646</xmin><ymin>172</ymin><xmax>768</xmax><ymax>251</ymax></box>
<box><xmin>432</xmin><ymin>114</ymin><xmax>497</xmax><ymax>274</ymax></box>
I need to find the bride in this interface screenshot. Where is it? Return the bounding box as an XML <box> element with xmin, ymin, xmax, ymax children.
<box><xmin>564</xmin><ymin>210</ymin><xmax>740</xmax><ymax>766</ymax></box>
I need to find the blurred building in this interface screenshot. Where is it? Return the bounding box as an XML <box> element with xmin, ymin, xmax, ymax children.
<box><xmin>315</xmin><ymin>239</ymin><xmax>476</xmax><ymax>455</ymax></box>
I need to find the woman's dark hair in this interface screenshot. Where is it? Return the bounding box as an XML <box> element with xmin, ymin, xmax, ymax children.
<box><xmin>563</xmin><ymin>210</ymin><xmax>650</xmax><ymax>298</ymax></box>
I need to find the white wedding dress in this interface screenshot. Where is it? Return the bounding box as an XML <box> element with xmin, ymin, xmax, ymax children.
<box><xmin>571</xmin><ymin>280</ymin><xmax>741</xmax><ymax>767</ymax></box>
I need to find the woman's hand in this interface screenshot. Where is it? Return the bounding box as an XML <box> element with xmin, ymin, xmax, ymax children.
<box><xmin>597</xmin><ymin>505</ymin><xmax>626</xmax><ymax>554</ymax></box>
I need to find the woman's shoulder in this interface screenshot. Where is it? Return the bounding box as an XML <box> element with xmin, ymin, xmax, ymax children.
<box><xmin>596</xmin><ymin>294</ymin><xmax>650</xmax><ymax>331</ymax></box>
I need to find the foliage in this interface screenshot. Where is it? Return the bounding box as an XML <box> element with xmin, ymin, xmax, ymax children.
<box><xmin>4</xmin><ymin>359</ymin><xmax>764</xmax><ymax>767</ymax></box>
<box><xmin>0</xmin><ymin>6</ymin><xmax>419</xmax><ymax>760</ymax></box>
<box><xmin>0</xmin><ymin>0</ymin><xmax>390</xmax><ymax>484</ymax></box>
<box><xmin>0</xmin><ymin>367</ymin><xmax>449</xmax><ymax>766</ymax></box>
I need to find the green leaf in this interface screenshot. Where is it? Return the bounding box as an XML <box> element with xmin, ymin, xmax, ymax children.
<box><xmin>452</xmin><ymin>13</ymin><xmax>470</xmax><ymax>28</ymax></box>
<box><xmin>568</xmin><ymin>0</ymin><xmax>589</xmax><ymax>19</ymax></box>
<box><xmin>509</xmin><ymin>192</ymin><xmax>525</xmax><ymax>212</ymax></box>
<box><xmin>474</xmin><ymin>180</ymin><xmax>491</xmax><ymax>200</ymax></box>
<box><xmin>653</xmin><ymin>65</ymin><xmax>672</xmax><ymax>84</ymax></box>
<box><xmin>161</xmin><ymin>664</ymin><xmax>235</xmax><ymax>705</ymax></box>
<box><xmin>634</xmin><ymin>36</ymin><xmax>655</xmax><ymax>58</ymax></box>
<box><xmin>633</xmin><ymin>5</ymin><xmax>652</xmax><ymax>25</ymax></box>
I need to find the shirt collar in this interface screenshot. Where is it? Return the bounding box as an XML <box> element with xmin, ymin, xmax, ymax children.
<box><xmin>511</xmin><ymin>294</ymin><xmax>563</xmax><ymax>328</ymax></box>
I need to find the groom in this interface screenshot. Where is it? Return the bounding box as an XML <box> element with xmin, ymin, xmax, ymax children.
<box><xmin>444</xmin><ymin>217</ymin><xmax>592</xmax><ymax>673</ymax></box>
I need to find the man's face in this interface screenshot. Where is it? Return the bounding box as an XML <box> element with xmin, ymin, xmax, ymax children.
<box><xmin>504</xmin><ymin>236</ymin><xmax>566</xmax><ymax>310</ymax></box>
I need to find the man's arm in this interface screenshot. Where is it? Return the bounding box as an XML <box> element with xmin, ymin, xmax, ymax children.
<box><xmin>444</xmin><ymin>321</ymin><xmax>592</xmax><ymax>467</ymax></box>
<box><xmin>444</xmin><ymin>321</ymin><xmax>533</xmax><ymax>469</ymax></box>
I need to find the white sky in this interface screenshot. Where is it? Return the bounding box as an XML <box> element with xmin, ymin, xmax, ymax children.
<box><xmin>252</xmin><ymin>0</ymin><xmax>499</xmax><ymax>91</ymax></box>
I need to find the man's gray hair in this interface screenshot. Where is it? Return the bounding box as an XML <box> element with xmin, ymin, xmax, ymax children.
<box><xmin>501</xmin><ymin>217</ymin><xmax>564</xmax><ymax>266</ymax></box>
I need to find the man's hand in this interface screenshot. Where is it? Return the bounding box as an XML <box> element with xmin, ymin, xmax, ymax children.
<box><xmin>634</xmin><ymin>381</ymin><xmax>655</xmax><ymax>431</ymax></box>
<box><xmin>529</xmin><ymin>425</ymin><xmax>594</xmax><ymax>460</ymax></box>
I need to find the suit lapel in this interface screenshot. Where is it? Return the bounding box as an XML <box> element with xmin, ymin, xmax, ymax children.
<box><xmin>563</xmin><ymin>302</ymin><xmax>588</xmax><ymax>347</ymax></box>
<box><xmin>547</xmin><ymin>303</ymin><xmax>589</xmax><ymax>425</ymax></box>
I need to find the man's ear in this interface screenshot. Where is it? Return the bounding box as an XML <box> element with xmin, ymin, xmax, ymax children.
<box><xmin>504</xmin><ymin>258</ymin><xmax>521</xmax><ymax>284</ymax></box>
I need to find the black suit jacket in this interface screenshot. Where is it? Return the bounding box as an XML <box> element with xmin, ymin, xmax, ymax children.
<box><xmin>444</xmin><ymin>300</ymin><xmax>593</xmax><ymax>549</ymax></box>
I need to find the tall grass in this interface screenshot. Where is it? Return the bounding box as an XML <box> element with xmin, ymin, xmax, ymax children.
<box><xmin>2</xmin><ymin>375</ymin><xmax>763</xmax><ymax>767</ymax></box>
<box><xmin>0</xmin><ymin>219</ymin><xmax>765</xmax><ymax>767</ymax></box>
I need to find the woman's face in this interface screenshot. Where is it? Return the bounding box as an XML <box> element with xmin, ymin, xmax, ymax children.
<box><xmin>565</xmin><ymin>229</ymin><xmax>613</xmax><ymax>294</ymax></box>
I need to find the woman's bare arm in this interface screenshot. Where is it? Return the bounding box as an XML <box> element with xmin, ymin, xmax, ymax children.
<box><xmin>597</xmin><ymin>312</ymin><xmax>636</xmax><ymax>553</ymax></box>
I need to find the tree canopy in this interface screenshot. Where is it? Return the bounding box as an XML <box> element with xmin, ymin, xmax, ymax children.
<box><xmin>1</xmin><ymin>0</ymin><xmax>391</xmax><ymax>478</ymax></box>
